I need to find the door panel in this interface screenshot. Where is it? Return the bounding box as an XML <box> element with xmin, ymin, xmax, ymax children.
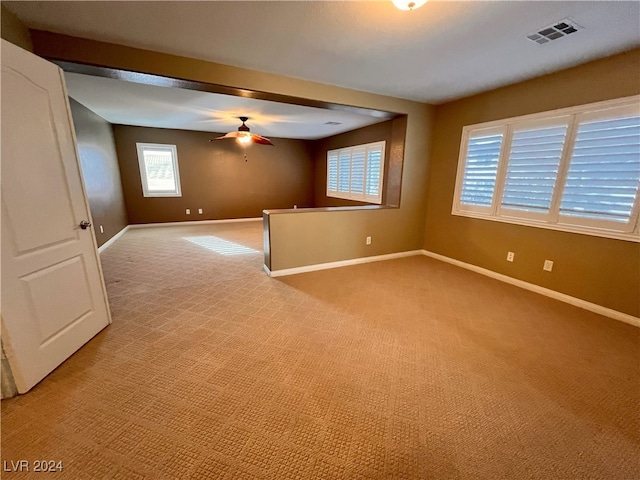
<box><xmin>23</xmin><ymin>256</ymin><xmax>94</xmax><ymax>343</ymax></box>
<box><xmin>1</xmin><ymin>39</ymin><xmax>111</xmax><ymax>393</ymax></box>
<box><xmin>2</xmin><ymin>69</ymin><xmax>78</xmax><ymax>253</ymax></box>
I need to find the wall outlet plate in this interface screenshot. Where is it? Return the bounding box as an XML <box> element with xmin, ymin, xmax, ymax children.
<box><xmin>507</xmin><ymin>252</ymin><xmax>515</xmax><ymax>262</ymax></box>
<box><xmin>543</xmin><ymin>260</ymin><xmax>554</xmax><ymax>272</ymax></box>
<box><xmin>198</xmin><ymin>208</ymin><xmax>203</xmax><ymax>214</ymax></box>
<box><xmin>366</xmin><ymin>236</ymin><xmax>372</xmax><ymax>245</ymax></box>
<box><xmin>186</xmin><ymin>209</ymin><xmax>190</xmax><ymax>215</ymax></box>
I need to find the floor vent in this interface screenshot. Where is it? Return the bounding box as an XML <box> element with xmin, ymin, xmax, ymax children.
<box><xmin>528</xmin><ymin>18</ymin><xmax>582</xmax><ymax>45</ymax></box>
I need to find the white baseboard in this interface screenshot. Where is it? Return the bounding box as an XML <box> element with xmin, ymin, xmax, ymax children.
<box><xmin>128</xmin><ymin>218</ymin><xmax>262</xmax><ymax>229</ymax></box>
<box><xmin>98</xmin><ymin>225</ymin><xmax>129</xmax><ymax>254</ymax></box>
<box><xmin>266</xmin><ymin>250</ymin><xmax>424</xmax><ymax>278</ymax></box>
<box><xmin>421</xmin><ymin>250</ymin><xmax>639</xmax><ymax>328</ymax></box>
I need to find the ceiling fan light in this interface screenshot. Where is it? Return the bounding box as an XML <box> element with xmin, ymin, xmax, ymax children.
<box><xmin>211</xmin><ymin>117</ymin><xmax>272</xmax><ymax>147</ymax></box>
<box><xmin>236</xmin><ymin>132</ymin><xmax>252</xmax><ymax>146</ymax></box>
<box><xmin>392</xmin><ymin>0</ymin><xmax>427</xmax><ymax>10</ymax></box>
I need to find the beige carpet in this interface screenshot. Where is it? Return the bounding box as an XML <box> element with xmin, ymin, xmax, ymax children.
<box><xmin>1</xmin><ymin>221</ymin><xmax>638</xmax><ymax>479</ymax></box>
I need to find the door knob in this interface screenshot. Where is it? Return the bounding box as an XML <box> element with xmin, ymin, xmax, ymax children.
<box><xmin>79</xmin><ymin>220</ymin><xmax>92</xmax><ymax>230</ymax></box>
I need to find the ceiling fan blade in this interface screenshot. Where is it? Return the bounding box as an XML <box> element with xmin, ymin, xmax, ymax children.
<box><xmin>210</xmin><ymin>132</ymin><xmax>241</xmax><ymax>141</ymax></box>
<box><xmin>252</xmin><ymin>134</ymin><xmax>274</xmax><ymax>146</ymax></box>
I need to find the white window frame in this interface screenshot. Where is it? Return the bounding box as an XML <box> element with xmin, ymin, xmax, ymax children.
<box><xmin>453</xmin><ymin>125</ymin><xmax>507</xmax><ymax>216</ymax></box>
<box><xmin>136</xmin><ymin>143</ymin><xmax>182</xmax><ymax>197</ymax></box>
<box><xmin>452</xmin><ymin>95</ymin><xmax>640</xmax><ymax>242</ymax></box>
<box><xmin>556</xmin><ymin>103</ymin><xmax>640</xmax><ymax>233</ymax></box>
<box><xmin>326</xmin><ymin>141</ymin><xmax>385</xmax><ymax>204</ymax></box>
<box><xmin>497</xmin><ymin>115</ymin><xmax>572</xmax><ymax>223</ymax></box>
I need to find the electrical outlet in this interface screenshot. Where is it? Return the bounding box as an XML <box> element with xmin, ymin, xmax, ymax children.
<box><xmin>186</xmin><ymin>209</ymin><xmax>190</xmax><ymax>215</ymax></box>
<box><xmin>99</xmin><ymin>225</ymin><xmax>104</xmax><ymax>234</ymax></box>
<box><xmin>543</xmin><ymin>260</ymin><xmax>554</xmax><ymax>272</ymax></box>
<box><xmin>198</xmin><ymin>208</ymin><xmax>203</xmax><ymax>214</ymax></box>
<box><xmin>507</xmin><ymin>251</ymin><xmax>515</xmax><ymax>262</ymax></box>
<box><xmin>366</xmin><ymin>236</ymin><xmax>372</xmax><ymax>245</ymax></box>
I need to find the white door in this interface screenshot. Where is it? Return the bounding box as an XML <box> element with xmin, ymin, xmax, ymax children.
<box><xmin>1</xmin><ymin>40</ymin><xmax>111</xmax><ymax>393</ymax></box>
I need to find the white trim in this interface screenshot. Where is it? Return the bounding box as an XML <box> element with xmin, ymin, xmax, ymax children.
<box><xmin>421</xmin><ymin>250</ymin><xmax>639</xmax><ymax>328</ymax></box>
<box><xmin>265</xmin><ymin>250</ymin><xmax>423</xmax><ymax>277</ymax></box>
<box><xmin>263</xmin><ymin>264</ymin><xmax>272</xmax><ymax>276</ymax></box>
<box><xmin>97</xmin><ymin>225</ymin><xmax>130</xmax><ymax>254</ymax></box>
<box><xmin>128</xmin><ymin>218</ymin><xmax>262</xmax><ymax>229</ymax></box>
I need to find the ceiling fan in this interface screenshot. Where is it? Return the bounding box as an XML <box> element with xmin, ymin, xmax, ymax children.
<box><xmin>211</xmin><ymin>116</ymin><xmax>274</xmax><ymax>146</ymax></box>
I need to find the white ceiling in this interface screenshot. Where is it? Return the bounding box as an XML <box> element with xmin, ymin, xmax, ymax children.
<box><xmin>5</xmin><ymin>1</ymin><xmax>640</xmax><ymax>104</ymax></box>
<box><xmin>64</xmin><ymin>72</ymin><xmax>385</xmax><ymax>139</ymax></box>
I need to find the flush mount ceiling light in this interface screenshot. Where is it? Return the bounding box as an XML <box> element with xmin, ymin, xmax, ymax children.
<box><xmin>210</xmin><ymin>117</ymin><xmax>274</xmax><ymax>146</ymax></box>
<box><xmin>392</xmin><ymin>0</ymin><xmax>427</xmax><ymax>11</ymax></box>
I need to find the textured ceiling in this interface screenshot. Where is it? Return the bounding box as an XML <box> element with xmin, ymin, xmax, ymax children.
<box><xmin>64</xmin><ymin>73</ymin><xmax>385</xmax><ymax>139</ymax></box>
<box><xmin>5</xmin><ymin>1</ymin><xmax>640</xmax><ymax>104</ymax></box>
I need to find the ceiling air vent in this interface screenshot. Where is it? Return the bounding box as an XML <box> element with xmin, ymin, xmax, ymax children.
<box><xmin>528</xmin><ymin>18</ymin><xmax>582</xmax><ymax>45</ymax></box>
<box><xmin>324</xmin><ymin>121</ymin><xmax>342</xmax><ymax>125</ymax></box>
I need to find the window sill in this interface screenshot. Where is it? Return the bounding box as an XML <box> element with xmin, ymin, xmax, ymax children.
<box><xmin>142</xmin><ymin>193</ymin><xmax>182</xmax><ymax>198</ymax></box>
<box><xmin>327</xmin><ymin>193</ymin><xmax>382</xmax><ymax>205</ymax></box>
<box><xmin>264</xmin><ymin>205</ymin><xmax>395</xmax><ymax>215</ymax></box>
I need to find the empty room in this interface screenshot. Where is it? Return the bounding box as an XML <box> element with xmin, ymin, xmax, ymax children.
<box><xmin>1</xmin><ymin>1</ymin><xmax>639</xmax><ymax>479</ymax></box>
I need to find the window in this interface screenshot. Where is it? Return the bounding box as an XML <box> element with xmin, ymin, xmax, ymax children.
<box><xmin>136</xmin><ymin>143</ymin><xmax>182</xmax><ymax>197</ymax></box>
<box><xmin>327</xmin><ymin>141</ymin><xmax>385</xmax><ymax>204</ymax></box>
<box><xmin>458</xmin><ymin>127</ymin><xmax>504</xmax><ymax>212</ymax></box>
<box><xmin>453</xmin><ymin>96</ymin><xmax>640</xmax><ymax>241</ymax></box>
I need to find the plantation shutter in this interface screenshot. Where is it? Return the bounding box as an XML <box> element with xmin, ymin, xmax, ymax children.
<box><xmin>460</xmin><ymin>132</ymin><xmax>503</xmax><ymax>209</ymax></box>
<box><xmin>453</xmin><ymin>97</ymin><xmax>640</xmax><ymax>240</ymax></box>
<box><xmin>326</xmin><ymin>141</ymin><xmax>385</xmax><ymax>204</ymax></box>
<box><xmin>560</xmin><ymin>113</ymin><xmax>640</xmax><ymax>224</ymax></box>
<box><xmin>501</xmin><ymin>122</ymin><xmax>568</xmax><ymax>215</ymax></box>
<box><xmin>327</xmin><ymin>151</ymin><xmax>338</xmax><ymax>194</ymax></box>
<box><xmin>366</xmin><ymin>146</ymin><xmax>383</xmax><ymax>198</ymax></box>
<box><xmin>338</xmin><ymin>150</ymin><xmax>351</xmax><ymax>193</ymax></box>
<box><xmin>350</xmin><ymin>146</ymin><xmax>366</xmax><ymax>194</ymax></box>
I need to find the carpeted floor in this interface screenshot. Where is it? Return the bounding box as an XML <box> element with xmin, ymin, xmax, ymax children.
<box><xmin>1</xmin><ymin>221</ymin><xmax>638</xmax><ymax>479</ymax></box>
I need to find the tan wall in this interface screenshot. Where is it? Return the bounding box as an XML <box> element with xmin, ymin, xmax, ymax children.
<box><xmin>113</xmin><ymin>125</ymin><xmax>315</xmax><ymax>223</ymax></box>
<box><xmin>1</xmin><ymin>4</ymin><xmax>32</xmax><ymax>51</ymax></box>
<box><xmin>266</xmin><ymin>206</ymin><xmax>416</xmax><ymax>271</ymax></box>
<box><xmin>424</xmin><ymin>48</ymin><xmax>640</xmax><ymax>317</ymax></box>
<box><xmin>312</xmin><ymin>121</ymin><xmax>393</xmax><ymax>207</ymax></box>
<box><xmin>32</xmin><ymin>32</ymin><xmax>435</xmax><ymax>267</ymax></box>
<box><xmin>69</xmin><ymin>99</ymin><xmax>128</xmax><ymax>246</ymax></box>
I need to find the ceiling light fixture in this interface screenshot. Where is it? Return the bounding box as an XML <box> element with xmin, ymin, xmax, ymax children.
<box><xmin>392</xmin><ymin>0</ymin><xmax>427</xmax><ymax>11</ymax></box>
<box><xmin>210</xmin><ymin>117</ymin><xmax>274</xmax><ymax>147</ymax></box>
